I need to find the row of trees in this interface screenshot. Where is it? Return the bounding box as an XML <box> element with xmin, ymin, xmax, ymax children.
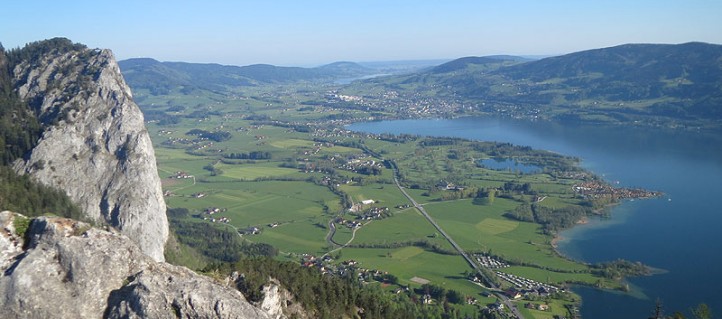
<box><xmin>505</xmin><ymin>203</ymin><xmax>590</xmax><ymax>233</ymax></box>
<box><xmin>0</xmin><ymin>44</ymin><xmax>83</xmax><ymax>221</ymax></box>
<box><xmin>185</xmin><ymin>128</ymin><xmax>232</xmax><ymax>142</ymax></box>
<box><xmin>205</xmin><ymin>258</ymin><xmax>498</xmax><ymax>319</ymax></box>
<box><xmin>0</xmin><ymin>166</ymin><xmax>82</xmax><ymax>220</ymax></box>
<box><xmin>0</xmin><ymin>47</ymin><xmax>41</xmax><ymax>165</ymax></box>
<box><xmin>167</xmin><ymin>208</ymin><xmax>277</xmax><ymax>262</ymax></box>
<box><xmin>348</xmin><ymin>239</ymin><xmax>458</xmax><ymax>256</ymax></box>
<box><xmin>224</xmin><ymin>151</ymin><xmax>272</xmax><ymax>160</ymax></box>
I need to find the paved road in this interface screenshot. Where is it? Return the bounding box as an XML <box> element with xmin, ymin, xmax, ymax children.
<box><xmin>392</xmin><ymin>176</ymin><xmax>524</xmax><ymax>319</ymax></box>
<box><xmin>326</xmin><ymin>221</ymin><xmax>343</xmax><ymax>246</ymax></box>
<box><xmin>369</xmin><ymin>150</ymin><xmax>524</xmax><ymax>318</ymax></box>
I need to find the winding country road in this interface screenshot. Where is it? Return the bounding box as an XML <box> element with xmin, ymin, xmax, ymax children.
<box><xmin>324</xmin><ymin>220</ymin><xmax>367</xmax><ymax>257</ymax></box>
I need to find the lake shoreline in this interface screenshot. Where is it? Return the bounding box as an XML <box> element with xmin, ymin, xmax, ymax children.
<box><xmin>347</xmin><ymin>116</ymin><xmax>722</xmax><ymax>318</ymax></box>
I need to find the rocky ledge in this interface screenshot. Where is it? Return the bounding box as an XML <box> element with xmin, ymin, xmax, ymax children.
<box><xmin>0</xmin><ymin>212</ymin><xmax>272</xmax><ymax>319</ymax></box>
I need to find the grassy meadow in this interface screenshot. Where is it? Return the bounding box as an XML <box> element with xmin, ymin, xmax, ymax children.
<box><xmin>139</xmin><ymin>85</ymin><xmax>620</xmax><ymax>318</ymax></box>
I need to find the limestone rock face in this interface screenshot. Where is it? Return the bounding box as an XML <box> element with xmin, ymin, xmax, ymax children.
<box><xmin>259</xmin><ymin>279</ymin><xmax>310</xmax><ymax>319</ymax></box>
<box><xmin>11</xmin><ymin>43</ymin><xmax>168</xmax><ymax>261</ymax></box>
<box><xmin>0</xmin><ymin>211</ymin><xmax>25</xmax><ymax>271</ymax></box>
<box><xmin>0</xmin><ymin>216</ymin><xmax>271</xmax><ymax>319</ymax></box>
<box><xmin>105</xmin><ymin>264</ymin><xmax>271</xmax><ymax>319</ymax></box>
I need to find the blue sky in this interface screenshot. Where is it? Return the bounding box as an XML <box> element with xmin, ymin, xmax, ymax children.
<box><xmin>1</xmin><ymin>0</ymin><xmax>720</xmax><ymax>66</ymax></box>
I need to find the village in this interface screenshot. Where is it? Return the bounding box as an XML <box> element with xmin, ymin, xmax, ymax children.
<box><xmin>295</xmin><ymin>249</ymin><xmax>573</xmax><ymax>317</ymax></box>
<box><xmin>573</xmin><ymin>181</ymin><xmax>661</xmax><ymax>199</ymax></box>
<box><xmin>199</xmin><ymin>207</ymin><xmax>231</xmax><ymax>224</ymax></box>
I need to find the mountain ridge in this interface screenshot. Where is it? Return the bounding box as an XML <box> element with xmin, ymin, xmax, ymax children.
<box><xmin>119</xmin><ymin>57</ymin><xmax>377</xmax><ymax>94</ymax></box>
<box><xmin>4</xmin><ymin>38</ymin><xmax>169</xmax><ymax>262</ymax></box>
<box><xmin>348</xmin><ymin>42</ymin><xmax>722</xmax><ymax>127</ymax></box>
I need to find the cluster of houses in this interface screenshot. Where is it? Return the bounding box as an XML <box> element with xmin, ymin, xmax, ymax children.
<box><xmin>297</xmin><ymin>254</ymin><xmax>516</xmax><ymax>311</ymax></box>
<box><xmin>495</xmin><ymin>271</ymin><xmax>560</xmax><ymax>295</ymax></box>
<box><xmin>573</xmin><ymin>181</ymin><xmax>661</xmax><ymax>200</ymax></box>
<box><xmin>157</xmin><ymin>129</ymin><xmax>174</xmax><ymax>135</ymax></box>
<box><xmin>239</xmin><ymin>226</ymin><xmax>261</xmax><ymax>235</ymax></box>
<box><xmin>348</xmin><ymin>199</ymin><xmax>376</xmax><ymax>213</ymax></box>
<box><xmin>311</xmin><ymin>175</ymin><xmax>350</xmax><ymax>188</ymax></box>
<box><xmin>310</xmin><ymin>127</ymin><xmax>359</xmax><ymax>140</ymax></box>
<box><xmin>161</xmin><ymin>136</ymin><xmax>215</xmax><ymax>151</ymax></box>
<box><xmin>303</xmin><ymin>153</ymin><xmax>385</xmax><ymax>177</ymax></box>
<box><xmin>357</xmin><ymin>206</ymin><xmax>389</xmax><ymax>221</ymax></box>
<box><xmin>326</xmin><ymin>93</ymin><xmax>363</xmax><ymax>103</ymax></box>
<box><xmin>340</xmin><ymin>156</ymin><xmax>384</xmax><ymax>174</ymax></box>
<box><xmin>300</xmin><ymin>254</ymin><xmax>345</xmax><ymax>276</ymax></box>
<box><xmin>300</xmin><ymin>256</ymin><xmax>396</xmax><ymax>287</ymax></box>
<box><xmin>524</xmin><ymin>302</ymin><xmax>550</xmax><ymax>311</ymax></box>
<box><xmin>325</xmin><ymin>88</ymin><xmax>469</xmax><ymax>119</ymax></box>
<box><xmin>337</xmin><ymin>200</ymin><xmax>390</xmax><ymax>229</ymax></box>
<box><xmin>203</xmin><ymin>207</ymin><xmax>226</xmax><ymax>215</ymax></box>
<box><xmin>488</xmin><ymin>300</ymin><xmax>550</xmax><ymax>313</ymax></box>
<box><xmin>555</xmin><ymin>171</ymin><xmax>590</xmax><ymax>180</ymax></box>
<box><xmin>474</xmin><ymin>254</ymin><xmax>510</xmax><ymax>269</ymax></box>
<box><xmin>192</xmin><ymin>141</ymin><xmax>216</xmax><ymax>151</ymax></box>
<box><xmin>437</xmin><ymin>180</ymin><xmax>465</xmax><ymax>191</ymax></box>
<box><xmin>203</xmin><ymin>216</ymin><xmax>230</xmax><ymax>223</ymax></box>
<box><xmin>199</xmin><ymin>207</ymin><xmax>230</xmax><ymax>223</ymax></box>
<box><xmin>299</xmin><ymin>147</ymin><xmax>321</xmax><ymax>157</ymax></box>
<box><xmin>338</xmin><ymin>218</ymin><xmax>363</xmax><ymax>229</ymax></box>
<box><xmin>161</xmin><ymin>136</ymin><xmax>193</xmax><ymax>147</ymax></box>
<box><xmin>169</xmin><ymin>171</ymin><xmax>194</xmax><ymax>179</ymax></box>
<box><xmin>297</xmin><ymin>143</ymin><xmax>331</xmax><ymax>157</ymax></box>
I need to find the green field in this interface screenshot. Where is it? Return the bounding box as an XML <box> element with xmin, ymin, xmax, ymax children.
<box><xmin>423</xmin><ymin>199</ymin><xmax>588</xmax><ymax>272</ymax></box>
<box><xmin>351</xmin><ymin>209</ymin><xmax>451</xmax><ymax>249</ymax></box>
<box><xmin>216</xmin><ymin>163</ymin><xmax>299</xmax><ymax>180</ymax></box>
<box><xmin>143</xmin><ymin>86</ymin><xmax>624</xmax><ymax>318</ymax></box>
<box><xmin>341</xmin><ymin>247</ymin><xmax>486</xmax><ymax>297</ymax></box>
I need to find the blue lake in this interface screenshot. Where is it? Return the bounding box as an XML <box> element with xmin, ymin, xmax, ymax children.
<box><xmin>348</xmin><ymin>117</ymin><xmax>722</xmax><ymax>318</ymax></box>
<box><xmin>478</xmin><ymin>158</ymin><xmax>541</xmax><ymax>174</ymax></box>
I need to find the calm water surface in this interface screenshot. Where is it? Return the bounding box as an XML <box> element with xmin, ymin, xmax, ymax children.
<box><xmin>478</xmin><ymin>158</ymin><xmax>541</xmax><ymax>174</ymax></box>
<box><xmin>348</xmin><ymin>117</ymin><xmax>722</xmax><ymax>318</ymax></box>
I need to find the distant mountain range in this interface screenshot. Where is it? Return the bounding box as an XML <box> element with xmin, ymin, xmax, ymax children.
<box><xmin>119</xmin><ymin>58</ymin><xmax>378</xmax><ymax>94</ymax></box>
<box><xmin>121</xmin><ymin>42</ymin><xmax>722</xmax><ymax>127</ymax></box>
<box><xmin>351</xmin><ymin>42</ymin><xmax>722</xmax><ymax>126</ymax></box>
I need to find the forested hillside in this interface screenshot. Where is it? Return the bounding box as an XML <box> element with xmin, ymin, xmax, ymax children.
<box><xmin>347</xmin><ymin>42</ymin><xmax>722</xmax><ymax>128</ymax></box>
<box><xmin>119</xmin><ymin>58</ymin><xmax>376</xmax><ymax>95</ymax></box>
<box><xmin>0</xmin><ymin>41</ymin><xmax>81</xmax><ymax>219</ymax></box>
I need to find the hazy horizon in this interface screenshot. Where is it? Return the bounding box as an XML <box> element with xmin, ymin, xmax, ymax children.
<box><xmin>2</xmin><ymin>1</ymin><xmax>721</xmax><ymax>66</ymax></box>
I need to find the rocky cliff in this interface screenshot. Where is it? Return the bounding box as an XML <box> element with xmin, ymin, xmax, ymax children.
<box><xmin>9</xmin><ymin>39</ymin><xmax>168</xmax><ymax>261</ymax></box>
<box><xmin>0</xmin><ymin>212</ymin><xmax>272</xmax><ymax>319</ymax></box>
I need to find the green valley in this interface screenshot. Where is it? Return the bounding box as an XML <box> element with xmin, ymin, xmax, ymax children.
<box><xmin>132</xmin><ymin>79</ymin><xmax>651</xmax><ymax>318</ymax></box>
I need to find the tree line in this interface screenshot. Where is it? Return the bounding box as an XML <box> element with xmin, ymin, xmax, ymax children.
<box><xmin>185</xmin><ymin>128</ymin><xmax>232</xmax><ymax>142</ymax></box>
<box><xmin>505</xmin><ymin>203</ymin><xmax>590</xmax><ymax>233</ymax></box>
<box><xmin>205</xmin><ymin>258</ymin><xmax>500</xmax><ymax>319</ymax></box>
<box><xmin>0</xmin><ymin>44</ymin><xmax>82</xmax><ymax>221</ymax></box>
<box><xmin>224</xmin><ymin>151</ymin><xmax>272</xmax><ymax>160</ymax></box>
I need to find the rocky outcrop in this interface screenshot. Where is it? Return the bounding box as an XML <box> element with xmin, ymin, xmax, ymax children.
<box><xmin>0</xmin><ymin>215</ymin><xmax>271</xmax><ymax>319</ymax></box>
<box><xmin>0</xmin><ymin>211</ymin><xmax>25</xmax><ymax>271</ymax></box>
<box><xmin>259</xmin><ymin>279</ymin><xmax>310</xmax><ymax>319</ymax></box>
<box><xmin>10</xmin><ymin>39</ymin><xmax>168</xmax><ymax>261</ymax></box>
<box><xmin>105</xmin><ymin>264</ymin><xmax>270</xmax><ymax>318</ymax></box>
